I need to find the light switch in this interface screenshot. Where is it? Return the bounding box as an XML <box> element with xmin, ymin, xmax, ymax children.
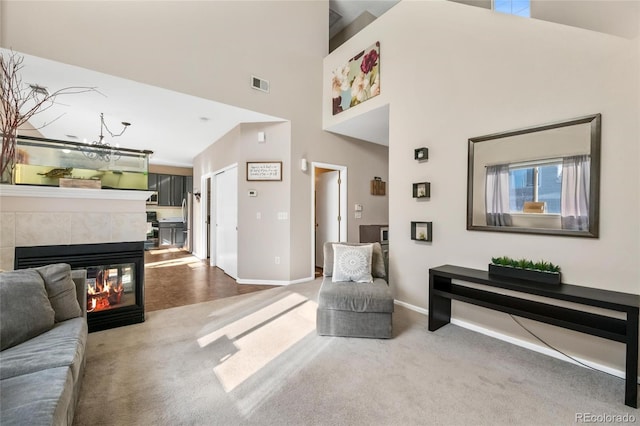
<box><xmin>355</xmin><ymin>212</ymin><xmax>362</xmax><ymax>219</ymax></box>
<box><xmin>354</xmin><ymin>204</ymin><xmax>363</xmax><ymax>212</ymax></box>
<box><xmin>278</xmin><ymin>212</ymin><xmax>288</xmax><ymax>220</ymax></box>
<box><xmin>256</xmin><ymin>212</ymin><xmax>261</xmax><ymax>220</ymax></box>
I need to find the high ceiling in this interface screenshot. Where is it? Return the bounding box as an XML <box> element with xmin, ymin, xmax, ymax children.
<box><xmin>7</xmin><ymin>3</ymin><xmax>399</xmax><ymax>168</ymax></box>
<box><xmin>4</xmin><ymin>49</ymin><xmax>282</xmax><ymax>168</ymax></box>
<box><xmin>6</xmin><ymin>1</ymin><xmax>636</xmax><ymax>168</ymax></box>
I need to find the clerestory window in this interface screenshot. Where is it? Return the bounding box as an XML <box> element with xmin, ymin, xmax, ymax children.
<box><xmin>493</xmin><ymin>0</ymin><xmax>530</xmax><ymax>17</ymax></box>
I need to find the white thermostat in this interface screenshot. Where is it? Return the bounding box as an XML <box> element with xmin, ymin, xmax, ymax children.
<box><xmin>248</xmin><ymin>189</ymin><xmax>258</xmax><ymax>197</ymax></box>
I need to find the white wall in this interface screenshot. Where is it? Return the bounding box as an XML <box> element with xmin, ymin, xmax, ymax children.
<box><xmin>192</xmin><ymin>121</ymin><xmax>293</xmax><ymax>283</ymax></box>
<box><xmin>325</xmin><ymin>0</ymin><xmax>639</xmax><ymax>372</ymax></box>
<box><xmin>531</xmin><ymin>0</ymin><xmax>639</xmax><ymax>39</ymax></box>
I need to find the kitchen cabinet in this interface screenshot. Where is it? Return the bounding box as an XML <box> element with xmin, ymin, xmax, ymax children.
<box><xmin>158</xmin><ymin>222</ymin><xmax>185</xmax><ymax>247</ymax></box>
<box><xmin>157</xmin><ymin>174</ymin><xmax>172</xmax><ymax>206</ymax></box>
<box><xmin>155</xmin><ymin>174</ymin><xmax>190</xmax><ymax>207</ymax></box>
<box><xmin>171</xmin><ymin>175</ymin><xmax>185</xmax><ymax>207</ymax></box>
<box><xmin>147</xmin><ymin>173</ymin><xmax>158</xmax><ymax>191</ymax></box>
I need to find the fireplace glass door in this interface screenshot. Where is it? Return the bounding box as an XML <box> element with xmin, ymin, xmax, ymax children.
<box><xmin>86</xmin><ymin>263</ymin><xmax>136</xmax><ymax>313</ymax></box>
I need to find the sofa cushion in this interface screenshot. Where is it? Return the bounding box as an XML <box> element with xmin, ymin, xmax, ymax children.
<box><xmin>324</xmin><ymin>242</ymin><xmax>386</xmax><ymax>279</ymax></box>
<box><xmin>0</xmin><ymin>366</ymin><xmax>74</xmax><ymax>426</ymax></box>
<box><xmin>0</xmin><ymin>317</ymin><xmax>87</xmax><ymax>382</ymax></box>
<box><xmin>0</xmin><ymin>269</ymin><xmax>55</xmax><ymax>351</ymax></box>
<box><xmin>36</xmin><ymin>263</ymin><xmax>82</xmax><ymax>322</ymax></box>
<box><xmin>318</xmin><ymin>277</ymin><xmax>394</xmax><ymax>313</ymax></box>
<box><xmin>332</xmin><ymin>243</ymin><xmax>373</xmax><ymax>283</ymax></box>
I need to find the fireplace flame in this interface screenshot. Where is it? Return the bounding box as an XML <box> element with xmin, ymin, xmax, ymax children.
<box><xmin>87</xmin><ymin>268</ymin><xmax>124</xmax><ymax>313</ymax></box>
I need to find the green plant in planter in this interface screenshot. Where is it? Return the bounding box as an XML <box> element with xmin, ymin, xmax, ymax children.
<box><xmin>490</xmin><ymin>256</ymin><xmax>560</xmax><ymax>273</ymax></box>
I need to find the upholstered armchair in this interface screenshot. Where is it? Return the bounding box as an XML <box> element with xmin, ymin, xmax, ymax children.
<box><xmin>316</xmin><ymin>242</ymin><xmax>393</xmax><ymax>338</ymax></box>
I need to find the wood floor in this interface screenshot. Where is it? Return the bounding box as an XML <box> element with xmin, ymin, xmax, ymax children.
<box><xmin>144</xmin><ymin>248</ymin><xmax>276</xmax><ymax>312</ymax></box>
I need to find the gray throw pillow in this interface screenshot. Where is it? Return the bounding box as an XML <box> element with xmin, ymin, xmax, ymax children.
<box><xmin>324</xmin><ymin>242</ymin><xmax>386</xmax><ymax>278</ymax></box>
<box><xmin>0</xmin><ymin>269</ymin><xmax>55</xmax><ymax>351</ymax></box>
<box><xmin>332</xmin><ymin>243</ymin><xmax>373</xmax><ymax>283</ymax></box>
<box><xmin>36</xmin><ymin>263</ymin><xmax>82</xmax><ymax>322</ymax></box>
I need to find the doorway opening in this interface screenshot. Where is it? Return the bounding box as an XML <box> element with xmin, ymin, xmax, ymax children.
<box><xmin>311</xmin><ymin>162</ymin><xmax>347</xmax><ymax>278</ymax></box>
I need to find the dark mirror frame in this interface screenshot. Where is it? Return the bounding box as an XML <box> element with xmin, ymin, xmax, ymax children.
<box><xmin>467</xmin><ymin>113</ymin><xmax>601</xmax><ymax>238</ymax></box>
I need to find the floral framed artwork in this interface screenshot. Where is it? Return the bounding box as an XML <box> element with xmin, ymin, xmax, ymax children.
<box><xmin>332</xmin><ymin>41</ymin><xmax>380</xmax><ymax>115</ymax></box>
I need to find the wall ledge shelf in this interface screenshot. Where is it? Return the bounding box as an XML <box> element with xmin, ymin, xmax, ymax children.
<box><xmin>0</xmin><ymin>184</ymin><xmax>153</xmax><ymax>201</ymax></box>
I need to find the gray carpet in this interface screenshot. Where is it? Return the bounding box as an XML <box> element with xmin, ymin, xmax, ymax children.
<box><xmin>74</xmin><ymin>278</ymin><xmax>638</xmax><ymax>425</ymax></box>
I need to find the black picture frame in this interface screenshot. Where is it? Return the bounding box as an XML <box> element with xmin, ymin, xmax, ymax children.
<box><xmin>246</xmin><ymin>161</ymin><xmax>283</xmax><ymax>181</ymax></box>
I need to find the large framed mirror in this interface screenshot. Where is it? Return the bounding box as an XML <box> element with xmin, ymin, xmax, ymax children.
<box><xmin>467</xmin><ymin>114</ymin><xmax>601</xmax><ymax>238</ymax></box>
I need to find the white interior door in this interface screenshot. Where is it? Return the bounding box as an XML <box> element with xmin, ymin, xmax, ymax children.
<box><xmin>315</xmin><ymin>170</ymin><xmax>340</xmax><ymax>268</ymax></box>
<box><xmin>215</xmin><ymin>166</ymin><xmax>238</xmax><ymax>279</ymax></box>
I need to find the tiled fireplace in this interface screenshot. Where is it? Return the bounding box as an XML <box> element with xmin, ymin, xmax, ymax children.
<box><xmin>0</xmin><ymin>184</ymin><xmax>151</xmax><ymax>332</ymax></box>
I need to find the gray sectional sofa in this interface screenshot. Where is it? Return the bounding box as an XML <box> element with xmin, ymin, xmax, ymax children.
<box><xmin>0</xmin><ymin>264</ymin><xmax>87</xmax><ymax>426</ymax></box>
<box><xmin>317</xmin><ymin>242</ymin><xmax>394</xmax><ymax>338</ymax></box>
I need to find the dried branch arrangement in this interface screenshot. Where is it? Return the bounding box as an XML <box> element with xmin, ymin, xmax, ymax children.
<box><xmin>1</xmin><ymin>50</ymin><xmax>95</xmax><ymax>182</ymax></box>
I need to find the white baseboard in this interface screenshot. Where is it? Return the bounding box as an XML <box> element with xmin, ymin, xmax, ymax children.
<box><xmin>236</xmin><ymin>276</ymin><xmax>315</xmax><ymax>286</ymax></box>
<box><xmin>394</xmin><ymin>299</ymin><xmax>428</xmax><ymax>315</ymax></box>
<box><xmin>395</xmin><ymin>299</ymin><xmax>639</xmax><ymax>383</ymax></box>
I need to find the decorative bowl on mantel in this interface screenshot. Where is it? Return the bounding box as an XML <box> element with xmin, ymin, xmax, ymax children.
<box><xmin>488</xmin><ymin>264</ymin><xmax>561</xmax><ymax>285</ymax></box>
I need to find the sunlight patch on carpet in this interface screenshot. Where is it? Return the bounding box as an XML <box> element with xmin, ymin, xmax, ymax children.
<box><xmin>197</xmin><ymin>293</ymin><xmax>309</xmax><ymax>347</ymax></box>
<box><xmin>197</xmin><ymin>292</ymin><xmax>317</xmax><ymax>392</ymax></box>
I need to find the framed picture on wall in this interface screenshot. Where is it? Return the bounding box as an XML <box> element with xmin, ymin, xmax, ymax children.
<box><xmin>246</xmin><ymin>161</ymin><xmax>282</xmax><ymax>181</ymax></box>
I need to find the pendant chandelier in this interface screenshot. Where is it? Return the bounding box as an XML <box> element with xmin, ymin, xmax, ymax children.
<box><xmin>83</xmin><ymin>113</ymin><xmax>131</xmax><ymax>162</ymax></box>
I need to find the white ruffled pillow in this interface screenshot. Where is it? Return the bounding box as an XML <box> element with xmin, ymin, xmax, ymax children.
<box><xmin>332</xmin><ymin>243</ymin><xmax>373</xmax><ymax>283</ymax></box>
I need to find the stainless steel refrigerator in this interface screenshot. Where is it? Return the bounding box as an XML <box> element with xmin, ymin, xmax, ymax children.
<box><xmin>181</xmin><ymin>192</ymin><xmax>193</xmax><ymax>252</ymax></box>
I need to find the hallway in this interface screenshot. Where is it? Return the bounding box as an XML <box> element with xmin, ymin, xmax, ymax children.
<box><xmin>144</xmin><ymin>248</ymin><xmax>276</xmax><ymax>312</ymax></box>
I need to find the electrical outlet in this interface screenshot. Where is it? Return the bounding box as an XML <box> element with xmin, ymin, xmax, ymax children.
<box><xmin>355</xmin><ymin>212</ymin><xmax>362</xmax><ymax>219</ymax></box>
<box><xmin>256</xmin><ymin>212</ymin><xmax>261</xmax><ymax>219</ymax></box>
<box><xmin>275</xmin><ymin>256</ymin><xmax>280</xmax><ymax>265</ymax></box>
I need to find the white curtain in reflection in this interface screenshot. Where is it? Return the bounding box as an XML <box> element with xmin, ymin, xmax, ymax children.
<box><xmin>561</xmin><ymin>155</ymin><xmax>590</xmax><ymax>230</ymax></box>
<box><xmin>485</xmin><ymin>165</ymin><xmax>512</xmax><ymax>226</ymax></box>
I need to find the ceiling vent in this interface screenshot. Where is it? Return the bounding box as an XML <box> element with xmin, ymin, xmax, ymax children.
<box><xmin>251</xmin><ymin>75</ymin><xmax>270</xmax><ymax>93</ymax></box>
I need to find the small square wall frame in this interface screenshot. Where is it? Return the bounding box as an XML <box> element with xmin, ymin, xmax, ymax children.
<box><xmin>411</xmin><ymin>221</ymin><xmax>432</xmax><ymax>242</ymax></box>
<box><xmin>413</xmin><ymin>182</ymin><xmax>431</xmax><ymax>198</ymax></box>
<box><xmin>414</xmin><ymin>147</ymin><xmax>428</xmax><ymax>161</ymax></box>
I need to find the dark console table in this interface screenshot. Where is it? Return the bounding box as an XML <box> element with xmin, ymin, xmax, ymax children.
<box><xmin>428</xmin><ymin>265</ymin><xmax>639</xmax><ymax>408</ymax></box>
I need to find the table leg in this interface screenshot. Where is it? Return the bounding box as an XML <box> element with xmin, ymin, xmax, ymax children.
<box><xmin>428</xmin><ymin>274</ymin><xmax>452</xmax><ymax>331</ymax></box>
<box><xmin>625</xmin><ymin>307</ymin><xmax>638</xmax><ymax>408</ymax></box>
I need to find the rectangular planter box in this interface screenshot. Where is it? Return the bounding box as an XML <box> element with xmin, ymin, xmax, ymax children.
<box><xmin>488</xmin><ymin>264</ymin><xmax>561</xmax><ymax>285</ymax></box>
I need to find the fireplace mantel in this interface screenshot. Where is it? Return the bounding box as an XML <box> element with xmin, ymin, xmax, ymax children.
<box><xmin>0</xmin><ymin>184</ymin><xmax>153</xmax><ymax>201</ymax></box>
<box><xmin>0</xmin><ymin>184</ymin><xmax>150</xmax><ymax>271</ymax></box>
